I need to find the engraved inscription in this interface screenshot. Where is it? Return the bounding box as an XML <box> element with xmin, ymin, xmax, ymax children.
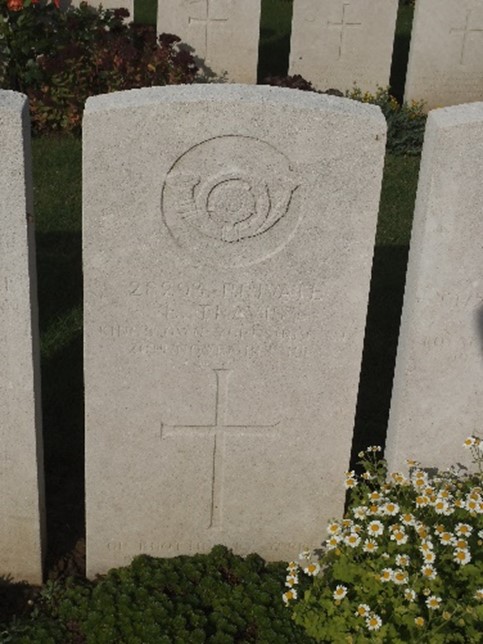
<box><xmin>160</xmin><ymin>369</ymin><xmax>280</xmax><ymax>530</ymax></box>
<box><xmin>162</xmin><ymin>136</ymin><xmax>300</xmax><ymax>266</ymax></box>
<box><xmin>450</xmin><ymin>9</ymin><xmax>483</xmax><ymax>65</ymax></box>
<box><xmin>327</xmin><ymin>3</ymin><xmax>362</xmax><ymax>60</ymax></box>
<box><xmin>187</xmin><ymin>0</ymin><xmax>229</xmax><ymax>64</ymax></box>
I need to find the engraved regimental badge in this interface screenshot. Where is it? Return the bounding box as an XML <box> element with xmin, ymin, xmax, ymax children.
<box><xmin>161</xmin><ymin>135</ymin><xmax>300</xmax><ymax>266</ymax></box>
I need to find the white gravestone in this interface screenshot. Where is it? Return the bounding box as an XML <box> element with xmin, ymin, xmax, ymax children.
<box><xmin>157</xmin><ymin>0</ymin><xmax>261</xmax><ymax>83</ymax></box>
<box><xmin>83</xmin><ymin>85</ymin><xmax>386</xmax><ymax>576</ymax></box>
<box><xmin>386</xmin><ymin>102</ymin><xmax>483</xmax><ymax>473</ymax></box>
<box><xmin>0</xmin><ymin>91</ymin><xmax>45</xmax><ymax>584</ymax></box>
<box><xmin>405</xmin><ymin>0</ymin><xmax>483</xmax><ymax>111</ymax></box>
<box><xmin>289</xmin><ymin>0</ymin><xmax>398</xmax><ymax>93</ymax></box>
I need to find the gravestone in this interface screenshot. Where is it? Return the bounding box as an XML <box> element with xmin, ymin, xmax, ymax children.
<box><xmin>0</xmin><ymin>91</ymin><xmax>45</xmax><ymax>584</ymax></box>
<box><xmin>405</xmin><ymin>0</ymin><xmax>483</xmax><ymax>110</ymax></box>
<box><xmin>157</xmin><ymin>0</ymin><xmax>261</xmax><ymax>82</ymax></box>
<box><xmin>386</xmin><ymin>102</ymin><xmax>483</xmax><ymax>473</ymax></box>
<box><xmin>83</xmin><ymin>85</ymin><xmax>386</xmax><ymax>576</ymax></box>
<box><xmin>289</xmin><ymin>0</ymin><xmax>398</xmax><ymax>93</ymax></box>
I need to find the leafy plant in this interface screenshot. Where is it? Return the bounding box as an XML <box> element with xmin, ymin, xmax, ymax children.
<box><xmin>346</xmin><ymin>86</ymin><xmax>427</xmax><ymax>156</ymax></box>
<box><xmin>0</xmin><ymin>0</ymin><xmax>198</xmax><ymax>134</ymax></box>
<box><xmin>286</xmin><ymin>438</ymin><xmax>483</xmax><ymax>642</ymax></box>
<box><xmin>1</xmin><ymin>546</ymin><xmax>314</xmax><ymax>643</ymax></box>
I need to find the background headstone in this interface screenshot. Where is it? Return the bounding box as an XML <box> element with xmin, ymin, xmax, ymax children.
<box><xmin>157</xmin><ymin>0</ymin><xmax>261</xmax><ymax>82</ymax></box>
<box><xmin>0</xmin><ymin>91</ymin><xmax>45</xmax><ymax>585</ymax></box>
<box><xmin>289</xmin><ymin>0</ymin><xmax>398</xmax><ymax>93</ymax></box>
<box><xmin>386</xmin><ymin>102</ymin><xmax>483</xmax><ymax>473</ymax></box>
<box><xmin>83</xmin><ymin>85</ymin><xmax>386</xmax><ymax>577</ymax></box>
<box><xmin>405</xmin><ymin>0</ymin><xmax>483</xmax><ymax>111</ymax></box>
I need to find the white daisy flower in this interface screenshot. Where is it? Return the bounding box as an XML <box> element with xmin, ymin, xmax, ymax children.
<box><xmin>363</xmin><ymin>539</ymin><xmax>378</xmax><ymax>553</ymax></box>
<box><xmin>353</xmin><ymin>506</ymin><xmax>368</xmax><ymax>520</ymax></box>
<box><xmin>438</xmin><ymin>531</ymin><xmax>455</xmax><ymax>546</ymax></box>
<box><xmin>404</xmin><ymin>588</ymin><xmax>416</xmax><ymax>602</ymax></box>
<box><xmin>285</xmin><ymin>575</ymin><xmax>298</xmax><ymax>587</ymax></box>
<box><xmin>392</xmin><ymin>569</ymin><xmax>408</xmax><ymax>585</ymax></box>
<box><xmin>282</xmin><ymin>588</ymin><xmax>297</xmax><ymax>604</ymax></box>
<box><xmin>395</xmin><ymin>554</ymin><xmax>410</xmax><ymax>567</ymax></box>
<box><xmin>380</xmin><ymin>568</ymin><xmax>393</xmax><ymax>582</ymax></box>
<box><xmin>475</xmin><ymin>589</ymin><xmax>483</xmax><ymax>601</ymax></box>
<box><xmin>453</xmin><ymin>549</ymin><xmax>471</xmax><ymax>566</ymax></box>
<box><xmin>354</xmin><ymin>603</ymin><xmax>371</xmax><ymax>617</ymax></box>
<box><xmin>426</xmin><ymin>595</ymin><xmax>442</xmax><ymax>610</ymax></box>
<box><xmin>382</xmin><ymin>501</ymin><xmax>400</xmax><ymax>516</ymax></box>
<box><xmin>303</xmin><ymin>562</ymin><xmax>320</xmax><ymax>577</ymax></box>
<box><xmin>333</xmin><ymin>585</ymin><xmax>348</xmax><ymax>600</ymax></box>
<box><xmin>391</xmin><ymin>529</ymin><xmax>408</xmax><ymax>545</ymax></box>
<box><xmin>327</xmin><ymin>521</ymin><xmax>341</xmax><ymax>535</ymax></box>
<box><xmin>421</xmin><ymin>565</ymin><xmax>437</xmax><ymax>580</ymax></box>
<box><xmin>367</xmin><ymin>520</ymin><xmax>384</xmax><ymax>537</ymax></box>
<box><xmin>366</xmin><ymin>613</ymin><xmax>382</xmax><ymax>631</ymax></box>
<box><xmin>344</xmin><ymin>533</ymin><xmax>361</xmax><ymax>548</ymax></box>
<box><xmin>455</xmin><ymin>523</ymin><xmax>472</xmax><ymax>537</ymax></box>
<box><xmin>422</xmin><ymin>550</ymin><xmax>436</xmax><ymax>564</ymax></box>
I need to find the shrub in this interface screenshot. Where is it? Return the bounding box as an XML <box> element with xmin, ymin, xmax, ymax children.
<box><xmin>263</xmin><ymin>77</ymin><xmax>426</xmax><ymax>156</ymax></box>
<box><xmin>285</xmin><ymin>438</ymin><xmax>483</xmax><ymax>643</ymax></box>
<box><xmin>0</xmin><ymin>0</ymin><xmax>198</xmax><ymax>134</ymax></box>
<box><xmin>2</xmin><ymin>546</ymin><xmax>313</xmax><ymax>643</ymax></box>
<box><xmin>346</xmin><ymin>86</ymin><xmax>427</xmax><ymax>156</ymax></box>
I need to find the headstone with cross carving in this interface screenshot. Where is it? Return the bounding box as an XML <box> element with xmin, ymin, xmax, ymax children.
<box><xmin>386</xmin><ymin>102</ymin><xmax>483</xmax><ymax>472</ymax></box>
<box><xmin>405</xmin><ymin>0</ymin><xmax>483</xmax><ymax>110</ymax></box>
<box><xmin>289</xmin><ymin>0</ymin><xmax>398</xmax><ymax>93</ymax></box>
<box><xmin>0</xmin><ymin>91</ymin><xmax>45</xmax><ymax>584</ymax></box>
<box><xmin>83</xmin><ymin>85</ymin><xmax>386</xmax><ymax>576</ymax></box>
<box><xmin>157</xmin><ymin>0</ymin><xmax>261</xmax><ymax>83</ymax></box>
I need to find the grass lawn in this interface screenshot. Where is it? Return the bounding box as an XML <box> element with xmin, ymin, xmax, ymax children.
<box><xmin>25</xmin><ymin>0</ymin><xmax>420</xmax><ymax>591</ymax></box>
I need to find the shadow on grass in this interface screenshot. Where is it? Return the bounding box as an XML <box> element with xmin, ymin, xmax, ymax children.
<box><xmin>41</xmin><ymin>331</ymin><xmax>85</xmax><ymax>581</ymax></box>
<box><xmin>351</xmin><ymin>244</ymin><xmax>409</xmax><ymax>465</ymax></box>
<box><xmin>36</xmin><ymin>231</ymin><xmax>85</xmax><ymax>580</ymax></box>
<box><xmin>258</xmin><ymin>29</ymin><xmax>291</xmax><ymax>81</ymax></box>
<box><xmin>0</xmin><ymin>576</ymin><xmax>36</xmax><ymax>626</ymax></box>
<box><xmin>389</xmin><ymin>5</ymin><xmax>414</xmax><ymax>103</ymax></box>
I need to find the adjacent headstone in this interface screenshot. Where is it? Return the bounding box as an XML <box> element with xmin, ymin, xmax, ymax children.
<box><xmin>0</xmin><ymin>91</ymin><xmax>45</xmax><ymax>584</ymax></box>
<box><xmin>289</xmin><ymin>0</ymin><xmax>398</xmax><ymax>93</ymax></box>
<box><xmin>83</xmin><ymin>85</ymin><xmax>386</xmax><ymax>577</ymax></box>
<box><xmin>405</xmin><ymin>0</ymin><xmax>483</xmax><ymax>110</ymax></box>
<box><xmin>157</xmin><ymin>0</ymin><xmax>261</xmax><ymax>83</ymax></box>
<box><xmin>386</xmin><ymin>102</ymin><xmax>483</xmax><ymax>474</ymax></box>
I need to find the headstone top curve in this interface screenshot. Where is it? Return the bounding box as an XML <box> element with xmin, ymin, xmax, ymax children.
<box><xmin>429</xmin><ymin>101</ymin><xmax>483</xmax><ymax>128</ymax></box>
<box><xmin>0</xmin><ymin>90</ymin><xmax>28</xmax><ymax>112</ymax></box>
<box><xmin>84</xmin><ymin>85</ymin><xmax>385</xmax><ymax>125</ymax></box>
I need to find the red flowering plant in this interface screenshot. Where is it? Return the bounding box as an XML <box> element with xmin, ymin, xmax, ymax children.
<box><xmin>0</xmin><ymin>0</ymin><xmax>197</xmax><ymax>133</ymax></box>
<box><xmin>0</xmin><ymin>0</ymin><xmax>62</xmax><ymax>90</ymax></box>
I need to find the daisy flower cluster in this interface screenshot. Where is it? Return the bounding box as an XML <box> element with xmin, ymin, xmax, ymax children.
<box><xmin>285</xmin><ymin>438</ymin><xmax>483</xmax><ymax>643</ymax></box>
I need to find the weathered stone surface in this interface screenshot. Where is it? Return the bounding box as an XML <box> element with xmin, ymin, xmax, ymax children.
<box><xmin>157</xmin><ymin>0</ymin><xmax>260</xmax><ymax>83</ymax></box>
<box><xmin>83</xmin><ymin>85</ymin><xmax>386</xmax><ymax>576</ymax></box>
<box><xmin>289</xmin><ymin>0</ymin><xmax>398</xmax><ymax>93</ymax></box>
<box><xmin>386</xmin><ymin>102</ymin><xmax>483</xmax><ymax>473</ymax></box>
<box><xmin>0</xmin><ymin>91</ymin><xmax>45</xmax><ymax>584</ymax></box>
<box><xmin>405</xmin><ymin>0</ymin><xmax>483</xmax><ymax>110</ymax></box>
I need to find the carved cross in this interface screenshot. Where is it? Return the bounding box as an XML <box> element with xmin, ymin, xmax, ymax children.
<box><xmin>450</xmin><ymin>9</ymin><xmax>483</xmax><ymax>65</ymax></box>
<box><xmin>327</xmin><ymin>3</ymin><xmax>362</xmax><ymax>60</ymax></box>
<box><xmin>161</xmin><ymin>369</ymin><xmax>280</xmax><ymax>529</ymax></box>
<box><xmin>188</xmin><ymin>0</ymin><xmax>229</xmax><ymax>64</ymax></box>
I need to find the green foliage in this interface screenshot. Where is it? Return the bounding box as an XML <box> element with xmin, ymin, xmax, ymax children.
<box><xmin>346</xmin><ymin>86</ymin><xmax>427</xmax><ymax>156</ymax></box>
<box><xmin>287</xmin><ymin>439</ymin><xmax>483</xmax><ymax>642</ymax></box>
<box><xmin>2</xmin><ymin>546</ymin><xmax>313</xmax><ymax>643</ymax></box>
<box><xmin>0</xmin><ymin>0</ymin><xmax>197</xmax><ymax>134</ymax></box>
